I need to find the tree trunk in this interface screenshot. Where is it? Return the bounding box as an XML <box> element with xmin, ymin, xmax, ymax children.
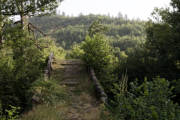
<box><xmin>20</xmin><ymin>14</ymin><xmax>28</xmax><ymax>30</ymax></box>
<box><xmin>0</xmin><ymin>34</ymin><xmax>2</xmax><ymax>45</ymax></box>
<box><xmin>0</xmin><ymin>20</ymin><xmax>3</xmax><ymax>45</ymax></box>
<box><xmin>20</xmin><ymin>14</ymin><xmax>25</xmax><ymax>29</ymax></box>
<box><xmin>20</xmin><ymin>2</ymin><xmax>28</xmax><ymax>30</ymax></box>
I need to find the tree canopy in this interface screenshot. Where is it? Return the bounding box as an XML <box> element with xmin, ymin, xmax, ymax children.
<box><xmin>0</xmin><ymin>0</ymin><xmax>63</xmax><ymax>26</ymax></box>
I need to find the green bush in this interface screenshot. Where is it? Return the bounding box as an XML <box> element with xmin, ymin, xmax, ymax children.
<box><xmin>38</xmin><ymin>36</ymin><xmax>66</xmax><ymax>60</ymax></box>
<box><xmin>67</xmin><ymin>44</ymin><xmax>84</xmax><ymax>59</ymax></box>
<box><xmin>107</xmin><ymin>77</ymin><xmax>180</xmax><ymax>120</ymax></box>
<box><xmin>0</xmin><ymin>105</ymin><xmax>20</xmax><ymax>120</ymax></box>
<box><xmin>81</xmin><ymin>34</ymin><xmax>114</xmax><ymax>75</ymax></box>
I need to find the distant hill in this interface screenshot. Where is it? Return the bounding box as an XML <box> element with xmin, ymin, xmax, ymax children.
<box><xmin>30</xmin><ymin>14</ymin><xmax>146</xmax><ymax>49</ymax></box>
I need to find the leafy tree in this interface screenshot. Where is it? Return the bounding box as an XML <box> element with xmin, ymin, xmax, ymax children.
<box><xmin>144</xmin><ymin>0</ymin><xmax>180</xmax><ymax>104</ymax></box>
<box><xmin>81</xmin><ymin>33</ymin><xmax>117</xmax><ymax>96</ymax></box>
<box><xmin>0</xmin><ymin>0</ymin><xmax>65</xmax><ymax>116</ymax></box>
<box><xmin>0</xmin><ymin>25</ymin><xmax>44</xmax><ymax>114</ymax></box>
<box><xmin>81</xmin><ymin>34</ymin><xmax>113</xmax><ymax>76</ymax></box>
<box><xmin>88</xmin><ymin>20</ymin><xmax>108</xmax><ymax>37</ymax></box>
<box><xmin>0</xmin><ymin>0</ymin><xmax>63</xmax><ymax>26</ymax></box>
<box><xmin>145</xmin><ymin>0</ymin><xmax>180</xmax><ymax>79</ymax></box>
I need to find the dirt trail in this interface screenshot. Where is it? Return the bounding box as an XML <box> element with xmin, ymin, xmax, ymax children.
<box><xmin>52</xmin><ymin>59</ymin><xmax>102</xmax><ymax>120</ymax></box>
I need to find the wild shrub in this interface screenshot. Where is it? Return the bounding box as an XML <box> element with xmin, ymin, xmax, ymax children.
<box><xmin>81</xmin><ymin>34</ymin><xmax>117</xmax><ymax>95</ymax></box>
<box><xmin>0</xmin><ymin>26</ymin><xmax>44</xmax><ymax>114</ymax></box>
<box><xmin>107</xmin><ymin>77</ymin><xmax>180</xmax><ymax>120</ymax></box>
<box><xmin>0</xmin><ymin>105</ymin><xmax>20</xmax><ymax>120</ymax></box>
<box><xmin>67</xmin><ymin>44</ymin><xmax>84</xmax><ymax>59</ymax></box>
<box><xmin>81</xmin><ymin>34</ymin><xmax>114</xmax><ymax>76</ymax></box>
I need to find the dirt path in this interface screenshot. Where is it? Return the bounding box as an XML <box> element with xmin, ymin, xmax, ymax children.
<box><xmin>52</xmin><ymin>59</ymin><xmax>102</xmax><ymax>120</ymax></box>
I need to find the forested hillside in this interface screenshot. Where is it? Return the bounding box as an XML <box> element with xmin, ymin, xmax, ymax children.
<box><xmin>30</xmin><ymin>14</ymin><xmax>145</xmax><ymax>49</ymax></box>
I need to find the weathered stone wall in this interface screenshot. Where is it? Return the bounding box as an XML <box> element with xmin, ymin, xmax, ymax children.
<box><xmin>89</xmin><ymin>68</ymin><xmax>108</xmax><ymax>103</ymax></box>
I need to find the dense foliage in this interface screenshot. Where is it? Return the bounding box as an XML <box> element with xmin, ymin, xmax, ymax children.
<box><xmin>50</xmin><ymin>1</ymin><xmax>180</xmax><ymax>119</ymax></box>
<box><xmin>117</xmin><ymin>0</ymin><xmax>180</xmax><ymax>103</ymax></box>
<box><xmin>0</xmin><ymin>0</ymin><xmax>63</xmax><ymax>27</ymax></box>
<box><xmin>1</xmin><ymin>0</ymin><xmax>180</xmax><ymax>119</ymax></box>
<box><xmin>0</xmin><ymin>25</ymin><xmax>44</xmax><ymax>114</ymax></box>
<box><xmin>0</xmin><ymin>0</ymin><xmax>64</xmax><ymax>118</ymax></box>
<box><xmin>103</xmin><ymin>78</ymin><xmax>180</xmax><ymax>120</ymax></box>
<box><xmin>77</xmin><ymin>19</ymin><xmax>180</xmax><ymax>119</ymax></box>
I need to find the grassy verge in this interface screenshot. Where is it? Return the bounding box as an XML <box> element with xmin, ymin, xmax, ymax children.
<box><xmin>20</xmin><ymin>68</ymin><xmax>68</xmax><ymax>120</ymax></box>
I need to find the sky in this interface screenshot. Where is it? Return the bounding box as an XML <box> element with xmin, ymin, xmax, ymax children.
<box><xmin>58</xmin><ymin>0</ymin><xmax>171</xmax><ymax>20</ymax></box>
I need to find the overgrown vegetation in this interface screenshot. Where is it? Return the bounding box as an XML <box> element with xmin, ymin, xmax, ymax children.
<box><xmin>46</xmin><ymin>0</ymin><xmax>180</xmax><ymax>119</ymax></box>
<box><xmin>1</xmin><ymin>0</ymin><xmax>180</xmax><ymax>119</ymax></box>
<box><xmin>102</xmin><ymin>78</ymin><xmax>180</xmax><ymax>120</ymax></box>
<box><xmin>0</xmin><ymin>26</ymin><xmax>44</xmax><ymax>114</ymax></box>
<box><xmin>21</xmin><ymin>78</ymin><xmax>68</xmax><ymax>120</ymax></box>
<box><xmin>0</xmin><ymin>0</ymin><xmax>65</xmax><ymax>119</ymax></box>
